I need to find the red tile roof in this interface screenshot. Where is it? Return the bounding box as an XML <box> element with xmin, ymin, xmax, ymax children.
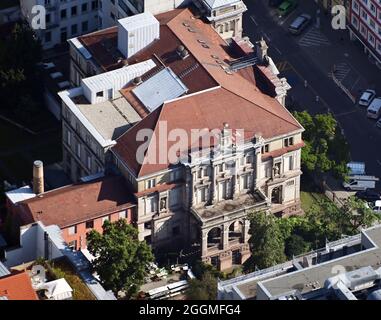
<box><xmin>112</xmin><ymin>9</ymin><xmax>303</xmax><ymax>178</ymax></box>
<box><xmin>79</xmin><ymin>8</ymin><xmax>304</xmax><ymax>178</ymax></box>
<box><xmin>16</xmin><ymin>176</ymin><xmax>136</xmax><ymax>228</ymax></box>
<box><xmin>0</xmin><ymin>271</ymin><xmax>38</xmax><ymax>300</ymax></box>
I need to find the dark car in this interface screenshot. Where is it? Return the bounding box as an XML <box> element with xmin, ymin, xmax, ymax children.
<box><xmin>288</xmin><ymin>14</ymin><xmax>311</xmax><ymax>35</ymax></box>
<box><xmin>355</xmin><ymin>190</ymin><xmax>381</xmax><ymax>202</ymax></box>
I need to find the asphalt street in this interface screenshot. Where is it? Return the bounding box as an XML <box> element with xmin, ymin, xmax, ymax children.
<box><xmin>243</xmin><ymin>0</ymin><xmax>381</xmax><ymax>182</ymax></box>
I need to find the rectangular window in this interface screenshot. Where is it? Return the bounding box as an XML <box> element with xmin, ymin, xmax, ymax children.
<box><xmin>119</xmin><ymin>211</ymin><xmax>127</xmax><ymax>219</ymax></box>
<box><xmin>284</xmin><ymin>137</ymin><xmax>294</xmax><ymax>147</ymax></box>
<box><xmin>60</xmin><ymin>9</ymin><xmax>67</xmax><ymax>19</ymax></box>
<box><xmin>101</xmin><ymin>216</ymin><xmax>109</xmax><ymax>225</ymax></box>
<box><xmin>85</xmin><ymin>220</ymin><xmax>94</xmax><ymax>229</ymax></box>
<box><xmin>146</xmin><ymin>179</ymin><xmax>156</xmax><ymax>189</ymax></box>
<box><xmin>261</xmin><ymin>144</ymin><xmax>270</xmax><ymax>153</ymax></box>
<box><xmin>86</xmin><ymin>154</ymin><xmax>91</xmax><ymax>169</ymax></box>
<box><xmin>71</xmin><ymin>6</ymin><xmax>77</xmax><ymax>17</ymax></box>
<box><xmin>76</xmin><ymin>143</ymin><xmax>81</xmax><ymax>158</ymax></box>
<box><xmin>81</xmin><ymin>3</ymin><xmax>88</xmax><ymax>13</ymax></box>
<box><xmin>82</xmin><ymin>21</ymin><xmax>88</xmax><ymax>32</ymax></box>
<box><xmin>68</xmin><ymin>225</ymin><xmax>77</xmax><ymax>235</ymax></box>
<box><xmin>71</xmin><ymin>24</ymin><xmax>77</xmax><ymax>36</ymax></box>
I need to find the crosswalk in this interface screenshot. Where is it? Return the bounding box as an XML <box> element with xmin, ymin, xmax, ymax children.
<box><xmin>275</xmin><ymin>61</ymin><xmax>291</xmax><ymax>73</ymax></box>
<box><xmin>298</xmin><ymin>27</ymin><xmax>331</xmax><ymax>47</ymax></box>
<box><xmin>328</xmin><ymin>62</ymin><xmax>351</xmax><ymax>82</ymax></box>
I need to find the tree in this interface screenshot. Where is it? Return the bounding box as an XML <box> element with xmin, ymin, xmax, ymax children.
<box><xmin>293</xmin><ymin>111</ymin><xmax>350</xmax><ymax>180</ymax></box>
<box><xmin>341</xmin><ymin>196</ymin><xmax>380</xmax><ymax>233</ymax></box>
<box><xmin>86</xmin><ymin>220</ymin><xmax>154</xmax><ymax>297</ymax></box>
<box><xmin>247</xmin><ymin>211</ymin><xmax>286</xmax><ymax>269</ymax></box>
<box><xmin>0</xmin><ymin>21</ymin><xmax>43</xmax><ymax>119</ymax></box>
<box><xmin>186</xmin><ymin>271</ymin><xmax>217</xmax><ymax>300</ymax></box>
<box><xmin>285</xmin><ymin>234</ymin><xmax>311</xmax><ymax>258</ymax></box>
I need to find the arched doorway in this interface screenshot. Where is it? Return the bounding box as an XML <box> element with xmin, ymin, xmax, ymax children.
<box><xmin>207</xmin><ymin>227</ymin><xmax>222</xmax><ymax>248</ymax></box>
<box><xmin>271</xmin><ymin>186</ymin><xmax>282</xmax><ymax>204</ymax></box>
<box><xmin>228</xmin><ymin>221</ymin><xmax>243</xmax><ymax>242</ymax></box>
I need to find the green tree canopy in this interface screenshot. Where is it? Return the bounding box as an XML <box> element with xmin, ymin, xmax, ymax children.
<box><xmin>186</xmin><ymin>271</ymin><xmax>217</xmax><ymax>300</ymax></box>
<box><xmin>86</xmin><ymin>219</ymin><xmax>154</xmax><ymax>297</ymax></box>
<box><xmin>247</xmin><ymin>210</ymin><xmax>286</xmax><ymax>269</ymax></box>
<box><xmin>0</xmin><ymin>21</ymin><xmax>43</xmax><ymax>120</ymax></box>
<box><xmin>293</xmin><ymin>111</ymin><xmax>350</xmax><ymax>180</ymax></box>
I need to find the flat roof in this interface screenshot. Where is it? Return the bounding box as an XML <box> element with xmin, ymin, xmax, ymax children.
<box><xmin>5</xmin><ymin>186</ymin><xmax>36</xmax><ymax>204</ymax></box>
<box><xmin>74</xmin><ymin>91</ymin><xmax>141</xmax><ymax>141</ymax></box>
<box><xmin>253</xmin><ymin>226</ymin><xmax>381</xmax><ymax>299</ymax></box>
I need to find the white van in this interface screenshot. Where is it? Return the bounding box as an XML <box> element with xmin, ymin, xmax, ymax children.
<box><xmin>372</xmin><ymin>200</ymin><xmax>381</xmax><ymax>214</ymax></box>
<box><xmin>367</xmin><ymin>97</ymin><xmax>381</xmax><ymax>119</ymax></box>
<box><xmin>343</xmin><ymin>175</ymin><xmax>379</xmax><ymax>191</ymax></box>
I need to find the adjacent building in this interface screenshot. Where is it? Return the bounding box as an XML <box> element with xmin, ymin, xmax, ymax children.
<box><xmin>57</xmin><ymin>9</ymin><xmax>303</xmax><ymax>270</ymax></box>
<box><xmin>0</xmin><ymin>271</ymin><xmax>38</xmax><ymax>300</ymax></box>
<box><xmin>218</xmin><ymin>224</ymin><xmax>381</xmax><ymax>300</ymax></box>
<box><xmin>20</xmin><ymin>0</ymin><xmax>99</xmax><ymax>49</ymax></box>
<box><xmin>348</xmin><ymin>0</ymin><xmax>381</xmax><ymax>65</ymax></box>
<box><xmin>6</xmin><ymin>163</ymin><xmax>135</xmax><ymax>251</ymax></box>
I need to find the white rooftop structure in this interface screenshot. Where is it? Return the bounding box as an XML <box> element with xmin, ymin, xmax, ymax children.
<box><xmin>5</xmin><ymin>186</ymin><xmax>36</xmax><ymax>204</ymax></box>
<box><xmin>132</xmin><ymin>67</ymin><xmax>188</xmax><ymax>111</ymax></box>
<box><xmin>40</xmin><ymin>278</ymin><xmax>73</xmax><ymax>300</ymax></box>
<box><xmin>117</xmin><ymin>12</ymin><xmax>160</xmax><ymax>59</ymax></box>
<box><xmin>81</xmin><ymin>59</ymin><xmax>156</xmax><ymax>104</ymax></box>
<box><xmin>202</xmin><ymin>0</ymin><xmax>241</xmax><ymax>9</ymax></box>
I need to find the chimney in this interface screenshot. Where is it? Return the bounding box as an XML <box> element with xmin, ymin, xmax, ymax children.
<box><xmin>256</xmin><ymin>37</ymin><xmax>268</xmax><ymax>63</ymax></box>
<box><xmin>33</xmin><ymin>160</ymin><xmax>44</xmax><ymax>195</ymax></box>
<box><xmin>117</xmin><ymin>12</ymin><xmax>160</xmax><ymax>59</ymax></box>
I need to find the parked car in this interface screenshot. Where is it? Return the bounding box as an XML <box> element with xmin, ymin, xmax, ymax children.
<box><xmin>358</xmin><ymin>89</ymin><xmax>376</xmax><ymax>107</ymax></box>
<box><xmin>343</xmin><ymin>175</ymin><xmax>379</xmax><ymax>191</ymax></box>
<box><xmin>278</xmin><ymin>0</ymin><xmax>297</xmax><ymax>17</ymax></box>
<box><xmin>355</xmin><ymin>189</ymin><xmax>381</xmax><ymax>202</ymax></box>
<box><xmin>367</xmin><ymin>97</ymin><xmax>381</xmax><ymax>119</ymax></box>
<box><xmin>372</xmin><ymin>200</ymin><xmax>381</xmax><ymax>214</ymax></box>
<box><xmin>288</xmin><ymin>14</ymin><xmax>311</xmax><ymax>35</ymax></box>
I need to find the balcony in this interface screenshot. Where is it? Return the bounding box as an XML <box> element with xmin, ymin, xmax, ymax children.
<box><xmin>191</xmin><ymin>189</ymin><xmax>268</xmax><ymax>223</ymax></box>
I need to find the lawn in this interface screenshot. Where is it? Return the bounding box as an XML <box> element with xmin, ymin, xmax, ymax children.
<box><xmin>47</xmin><ymin>257</ymin><xmax>96</xmax><ymax>300</ymax></box>
<box><xmin>300</xmin><ymin>191</ymin><xmax>329</xmax><ymax>213</ymax></box>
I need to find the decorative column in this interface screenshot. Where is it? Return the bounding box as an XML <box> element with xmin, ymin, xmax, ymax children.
<box><xmin>201</xmin><ymin>228</ymin><xmax>209</xmax><ymax>257</ymax></box>
<box><xmin>222</xmin><ymin>223</ymin><xmax>229</xmax><ymax>250</ymax></box>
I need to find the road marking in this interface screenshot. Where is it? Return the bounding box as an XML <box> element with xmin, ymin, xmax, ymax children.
<box><xmin>328</xmin><ymin>62</ymin><xmax>351</xmax><ymax>82</ymax></box>
<box><xmin>333</xmin><ymin>109</ymin><xmax>358</xmax><ymax>117</ymax></box>
<box><xmin>250</xmin><ymin>16</ymin><xmax>258</xmax><ymax>26</ymax></box>
<box><xmin>263</xmin><ymin>32</ymin><xmax>271</xmax><ymax>42</ymax></box>
<box><xmin>276</xmin><ymin>61</ymin><xmax>290</xmax><ymax>72</ymax></box>
<box><xmin>273</xmin><ymin>46</ymin><xmax>282</xmax><ymax>55</ymax></box>
<box><xmin>298</xmin><ymin>27</ymin><xmax>331</xmax><ymax>47</ymax></box>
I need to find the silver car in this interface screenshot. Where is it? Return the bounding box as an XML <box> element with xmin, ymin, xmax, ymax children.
<box><xmin>288</xmin><ymin>14</ymin><xmax>311</xmax><ymax>35</ymax></box>
<box><xmin>359</xmin><ymin>89</ymin><xmax>376</xmax><ymax>107</ymax></box>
